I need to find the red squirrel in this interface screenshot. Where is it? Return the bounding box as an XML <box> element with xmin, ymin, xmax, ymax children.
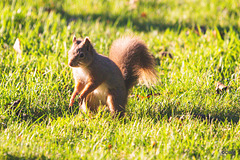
<box><xmin>68</xmin><ymin>36</ymin><xmax>157</xmax><ymax>117</ymax></box>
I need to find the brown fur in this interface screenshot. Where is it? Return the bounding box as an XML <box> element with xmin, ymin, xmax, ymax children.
<box><xmin>109</xmin><ymin>37</ymin><xmax>157</xmax><ymax>90</ymax></box>
<box><xmin>68</xmin><ymin>36</ymin><xmax>157</xmax><ymax>117</ymax></box>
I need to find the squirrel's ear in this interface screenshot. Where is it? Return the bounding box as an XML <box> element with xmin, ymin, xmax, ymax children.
<box><xmin>83</xmin><ymin>37</ymin><xmax>92</xmax><ymax>51</ymax></box>
<box><xmin>84</xmin><ymin>37</ymin><xmax>91</xmax><ymax>44</ymax></box>
<box><xmin>72</xmin><ymin>35</ymin><xmax>77</xmax><ymax>43</ymax></box>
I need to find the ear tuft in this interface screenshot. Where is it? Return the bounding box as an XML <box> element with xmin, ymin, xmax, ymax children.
<box><xmin>83</xmin><ymin>37</ymin><xmax>92</xmax><ymax>51</ymax></box>
<box><xmin>72</xmin><ymin>35</ymin><xmax>77</xmax><ymax>43</ymax></box>
<box><xmin>84</xmin><ymin>37</ymin><xmax>91</xmax><ymax>44</ymax></box>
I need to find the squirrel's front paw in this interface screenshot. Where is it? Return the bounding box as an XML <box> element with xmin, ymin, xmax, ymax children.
<box><xmin>69</xmin><ymin>99</ymin><xmax>74</xmax><ymax>107</ymax></box>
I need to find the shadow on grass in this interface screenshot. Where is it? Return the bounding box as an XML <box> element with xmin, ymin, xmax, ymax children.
<box><xmin>3</xmin><ymin>94</ymin><xmax>239</xmax><ymax>125</ymax></box>
<box><xmin>134</xmin><ymin>100</ymin><xmax>240</xmax><ymax>123</ymax></box>
<box><xmin>3</xmin><ymin>99</ymin><xmax>80</xmax><ymax>125</ymax></box>
<box><xmin>3</xmin><ymin>153</ymin><xmax>49</xmax><ymax>160</ymax></box>
<box><xmin>44</xmin><ymin>4</ymin><xmax>240</xmax><ymax>37</ymax></box>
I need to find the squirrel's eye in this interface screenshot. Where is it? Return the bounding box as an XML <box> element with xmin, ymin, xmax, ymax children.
<box><xmin>79</xmin><ymin>52</ymin><xmax>85</xmax><ymax>58</ymax></box>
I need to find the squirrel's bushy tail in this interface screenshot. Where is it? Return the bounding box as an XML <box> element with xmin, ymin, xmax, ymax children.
<box><xmin>109</xmin><ymin>37</ymin><xmax>157</xmax><ymax>91</ymax></box>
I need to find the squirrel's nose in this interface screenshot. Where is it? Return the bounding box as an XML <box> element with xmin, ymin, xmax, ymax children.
<box><xmin>68</xmin><ymin>61</ymin><xmax>74</xmax><ymax>67</ymax></box>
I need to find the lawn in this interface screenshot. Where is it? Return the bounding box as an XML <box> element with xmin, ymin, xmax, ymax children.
<box><xmin>0</xmin><ymin>0</ymin><xmax>240</xmax><ymax>159</ymax></box>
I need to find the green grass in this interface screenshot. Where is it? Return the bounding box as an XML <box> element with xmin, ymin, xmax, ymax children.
<box><xmin>0</xmin><ymin>0</ymin><xmax>240</xmax><ymax>159</ymax></box>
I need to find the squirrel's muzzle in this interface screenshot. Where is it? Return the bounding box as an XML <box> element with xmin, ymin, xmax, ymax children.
<box><xmin>68</xmin><ymin>60</ymin><xmax>76</xmax><ymax>67</ymax></box>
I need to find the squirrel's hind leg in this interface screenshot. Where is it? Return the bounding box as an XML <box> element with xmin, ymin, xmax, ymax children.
<box><xmin>107</xmin><ymin>90</ymin><xmax>126</xmax><ymax>118</ymax></box>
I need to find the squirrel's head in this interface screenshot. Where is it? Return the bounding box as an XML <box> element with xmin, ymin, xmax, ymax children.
<box><xmin>68</xmin><ymin>36</ymin><xmax>94</xmax><ymax>67</ymax></box>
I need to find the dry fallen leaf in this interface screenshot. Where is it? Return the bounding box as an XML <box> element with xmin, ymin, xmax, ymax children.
<box><xmin>17</xmin><ymin>134</ymin><xmax>22</xmax><ymax>141</ymax></box>
<box><xmin>107</xmin><ymin>144</ymin><xmax>112</xmax><ymax>150</ymax></box>
<box><xmin>13</xmin><ymin>38</ymin><xmax>22</xmax><ymax>54</ymax></box>
<box><xmin>5</xmin><ymin>99</ymin><xmax>21</xmax><ymax>107</ymax></box>
<box><xmin>152</xmin><ymin>141</ymin><xmax>157</xmax><ymax>147</ymax></box>
<box><xmin>216</xmin><ymin>82</ymin><xmax>228</xmax><ymax>94</ymax></box>
<box><xmin>12</xmin><ymin>100</ymin><xmax>21</xmax><ymax>106</ymax></box>
<box><xmin>146</xmin><ymin>93</ymin><xmax>161</xmax><ymax>98</ymax></box>
<box><xmin>141</xmin><ymin>12</ymin><xmax>147</xmax><ymax>18</ymax></box>
<box><xmin>129</xmin><ymin>93</ymin><xmax>160</xmax><ymax>99</ymax></box>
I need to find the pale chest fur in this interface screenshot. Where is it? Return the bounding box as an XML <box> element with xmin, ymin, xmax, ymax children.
<box><xmin>72</xmin><ymin>67</ymin><xmax>89</xmax><ymax>83</ymax></box>
<box><xmin>72</xmin><ymin>67</ymin><xmax>108</xmax><ymax>102</ymax></box>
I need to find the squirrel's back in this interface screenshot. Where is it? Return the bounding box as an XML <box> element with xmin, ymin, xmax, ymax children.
<box><xmin>109</xmin><ymin>37</ymin><xmax>157</xmax><ymax>90</ymax></box>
